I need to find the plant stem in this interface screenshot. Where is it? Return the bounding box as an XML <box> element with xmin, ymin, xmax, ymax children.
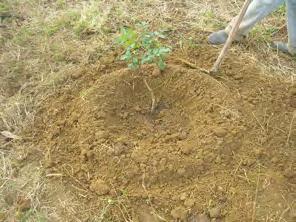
<box><xmin>143</xmin><ymin>78</ymin><xmax>156</xmax><ymax>113</ymax></box>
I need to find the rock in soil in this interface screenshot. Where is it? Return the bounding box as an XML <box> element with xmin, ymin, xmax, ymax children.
<box><xmin>136</xmin><ymin>205</ymin><xmax>160</xmax><ymax>222</ymax></box>
<box><xmin>180</xmin><ymin>193</ymin><xmax>187</xmax><ymax>201</ymax></box>
<box><xmin>283</xmin><ymin>169</ymin><xmax>295</xmax><ymax>179</ymax></box>
<box><xmin>1</xmin><ymin>130</ymin><xmax>21</xmax><ymax>140</ymax></box>
<box><xmin>90</xmin><ymin>179</ymin><xmax>110</xmax><ymax>195</ymax></box>
<box><xmin>16</xmin><ymin>197</ymin><xmax>31</xmax><ymax>212</ymax></box>
<box><xmin>176</xmin><ymin>131</ymin><xmax>188</xmax><ymax>140</ymax></box>
<box><xmin>152</xmin><ymin>67</ymin><xmax>161</xmax><ymax>77</ymax></box>
<box><xmin>209</xmin><ymin>206</ymin><xmax>221</xmax><ymax>218</ymax></box>
<box><xmin>212</xmin><ymin>127</ymin><xmax>227</xmax><ymax>137</ymax></box>
<box><xmin>171</xmin><ymin>206</ymin><xmax>187</xmax><ymax>220</ymax></box>
<box><xmin>177</xmin><ymin>168</ymin><xmax>186</xmax><ymax>176</ymax></box>
<box><xmin>187</xmin><ymin>213</ymin><xmax>210</xmax><ymax>222</ymax></box>
<box><xmin>181</xmin><ymin>146</ymin><xmax>193</xmax><ymax>155</ymax></box>
<box><xmin>184</xmin><ymin>198</ymin><xmax>195</xmax><ymax>207</ymax></box>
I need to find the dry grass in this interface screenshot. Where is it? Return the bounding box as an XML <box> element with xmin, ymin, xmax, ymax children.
<box><xmin>0</xmin><ymin>0</ymin><xmax>295</xmax><ymax>221</ymax></box>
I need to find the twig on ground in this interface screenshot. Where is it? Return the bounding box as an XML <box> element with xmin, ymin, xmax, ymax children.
<box><xmin>174</xmin><ymin>57</ymin><xmax>210</xmax><ymax>74</ymax></box>
<box><xmin>252</xmin><ymin>112</ymin><xmax>266</xmax><ymax>133</ymax></box>
<box><xmin>141</xmin><ymin>172</ymin><xmax>167</xmax><ymax>222</ymax></box>
<box><xmin>251</xmin><ymin>173</ymin><xmax>260</xmax><ymax>222</ymax></box>
<box><xmin>286</xmin><ymin>111</ymin><xmax>295</xmax><ymax>146</ymax></box>
<box><xmin>46</xmin><ymin>173</ymin><xmax>63</xmax><ymax>177</ymax></box>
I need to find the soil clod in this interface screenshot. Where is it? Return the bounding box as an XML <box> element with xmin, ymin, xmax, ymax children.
<box><xmin>90</xmin><ymin>178</ymin><xmax>110</xmax><ymax>195</ymax></box>
<box><xmin>184</xmin><ymin>198</ymin><xmax>195</xmax><ymax>207</ymax></box>
<box><xmin>171</xmin><ymin>206</ymin><xmax>187</xmax><ymax>220</ymax></box>
<box><xmin>187</xmin><ymin>213</ymin><xmax>211</xmax><ymax>222</ymax></box>
<box><xmin>16</xmin><ymin>196</ymin><xmax>31</xmax><ymax>212</ymax></box>
<box><xmin>212</xmin><ymin>127</ymin><xmax>227</xmax><ymax>137</ymax></box>
<box><xmin>208</xmin><ymin>206</ymin><xmax>222</xmax><ymax>218</ymax></box>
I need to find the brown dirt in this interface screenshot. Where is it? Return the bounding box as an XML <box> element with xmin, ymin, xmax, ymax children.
<box><xmin>27</xmin><ymin>47</ymin><xmax>295</xmax><ymax>221</ymax></box>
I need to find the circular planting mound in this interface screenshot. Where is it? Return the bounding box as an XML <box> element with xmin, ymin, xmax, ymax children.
<box><xmin>32</xmin><ymin>56</ymin><xmax>295</xmax><ymax>221</ymax></box>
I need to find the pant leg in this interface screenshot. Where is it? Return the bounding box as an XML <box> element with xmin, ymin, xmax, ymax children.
<box><xmin>225</xmin><ymin>0</ymin><xmax>284</xmax><ymax>36</ymax></box>
<box><xmin>287</xmin><ymin>0</ymin><xmax>296</xmax><ymax>54</ymax></box>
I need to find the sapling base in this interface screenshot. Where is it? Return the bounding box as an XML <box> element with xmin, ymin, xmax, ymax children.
<box><xmin>143</xmin><ymin>78</ymin><xmax>156</xmax><ymax>114</ymax></box>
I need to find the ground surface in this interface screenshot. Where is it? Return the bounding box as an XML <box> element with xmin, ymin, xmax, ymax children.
<box><xmin>0</xmin><ymin>0</ymin><xmax>295</xmax><ymax>222</ymax></box>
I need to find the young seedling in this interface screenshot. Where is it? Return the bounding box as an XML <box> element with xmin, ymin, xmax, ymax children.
<box><xmin>117</xmin><ymin>22</ymin><xmax>171</xmax><ymax>113</ymax></box>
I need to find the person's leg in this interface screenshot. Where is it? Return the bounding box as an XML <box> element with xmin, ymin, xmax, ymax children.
<box><xmin>209</xmin><ymin>0</ymin><xmax>284</xmax><ymax>45</ymax></box>
<box><xmin>226</xmin><ymin>0</ymin><xmax>285</xmax><ymax>35</ymax></box>
<box><xmin>272</xmin><ymin>0</ymin><xmax>296</xmax><ymax>55</ymax></box>
<box><xmin>287</xmin><ymin>0</ymin><xmax>296</xmax><ymax>54</ymax></box>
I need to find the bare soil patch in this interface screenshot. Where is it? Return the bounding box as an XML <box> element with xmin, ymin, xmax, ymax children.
<box><xmin>22</xmin><ymin>47</ymin><xmax>296</xmax><ymax>221</ymax></box>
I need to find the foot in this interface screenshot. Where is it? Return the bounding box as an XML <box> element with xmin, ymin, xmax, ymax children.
<box><xmin>271</xmin><ymin>41</ymin><xmax>290</xmax><ymax>54</ymax></box>
<box><xmin>208</xmin><ymin>30</ymin><xmax>228</xmax><ymax>45</ymax></box>
<box><xmin>271</xmin><ymin>41</ymin><xmax>296</xmax><ymax>56</ymax></box>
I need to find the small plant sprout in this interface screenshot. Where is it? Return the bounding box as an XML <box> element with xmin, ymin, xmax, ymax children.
<box><xmin>117</xmin><ymin>22</ymin><xmax>171</xmax><ymax>113</ymax></box>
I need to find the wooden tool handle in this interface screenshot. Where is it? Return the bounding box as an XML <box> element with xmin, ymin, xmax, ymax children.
<box><xmin>210</xmin><ymin>0</ymin><xmax>252</xmax><ymax>74</ymax></box>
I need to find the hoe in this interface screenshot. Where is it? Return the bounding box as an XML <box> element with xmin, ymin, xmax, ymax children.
<box><xmin>210</xmin><ymin>0</ymin><xmax>252</xmax><ymax>74</ymax></box>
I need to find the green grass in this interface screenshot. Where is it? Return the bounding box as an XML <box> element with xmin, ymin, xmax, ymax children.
<box><xmin>56</xmin><ymin>0</ymin><xmax>66</xmax><ymax>9</ymax></box>
<box><xmin>18</xmin><ymin>209</ymin><xmax>48</xmax><ymax>222</ymax></box>
<box><xmin>200</xmin><ymin>10</ymin><xmax>227</xmax><ymax>30</ymax></box>
<box><xmin>42</xmin><ymin>0</ymin><xmax>105</xmax><ymax>37</ymax></box>
<box><xmin>273</xmin><ymin>4</ymin><xmax>286</xmax><ymax>16</ymax></box>
<box><xmin>0</xmin><ymin>2</ymin><xmax>10</xmax><ymax>14</ymax></box>
<box><xmin>12</xmin><ymin>26</ymin><xmax>35</xmax><ymax>45</ymax></box>
<box><xmin>43</xmin><ymin>11</ymin><xmax>80</xmax><ymax>36</ymax></box>
<box><xmin>250</xmin><ymin>25</ymin><xmax>279</xmax><ymax>42</ymax></box>
<box><xmin>248</xmin><ymin>3</ymin><xmax>286</xmax><ymax>43</ymax></box>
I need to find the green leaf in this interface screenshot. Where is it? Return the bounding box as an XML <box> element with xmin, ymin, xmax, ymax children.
<box><xmin>128</xmin><ymin>57</ymin><xmax>139</xmax><ymax>70</ymax></box>
<box><xmin>136</xmin><ymin>21</ymin><xmax>149</xmax><ymax>31</ymax></box>
<box><xmin>128</xmin><ymin>61</ymin><xmax>139</xmax><ymax>70</ymax></box>
<box><xmin>153</xmin><ymin>31</ymin><xmax>166</xmax><ymax>39</ymax></box>
<box><xmin>129</xmin><ymin>42</ymin><xmax>138</xmax><ymax>50</ymax></box>
<box><xmin>116</xmin><ymin>23</ymin><xmax>171</xmax><ymax>71</ymax></box>
<box><xmin>141</xmin><ymin>52</ymin><xmax>154</xmax><ymax>64</ymax></box>
<box><xmin>132</xmin><ymin>57</ymin><xmax>139</xmax><ymax>65</ymax></box>
<box><xmin>120</xmin><ymin>48</ymin><xmax>132</xmax><ymax>61</ymax></box>
<box><xmin>120</xmin><ymin>53</ymin><xmax>130</xmax><ymax>61</ymax></box>
<box><xmin>117</xmin><ymin>27</ymin><xmax>137</xmax><ymax>47</ymax></box>
<box><xmin>142</xmin><ymin>36</ymin><xmax>153</xmax><ymax>48</ymax></box>
<box><xmin>157</xmin><ymin>58</ymin><xmax>166</xmax><ymax>71</ymax></box>
<box><xmin>158</xmin><ymin>47</ymin><xmax>171</xmax><ymax>55</ymax></box>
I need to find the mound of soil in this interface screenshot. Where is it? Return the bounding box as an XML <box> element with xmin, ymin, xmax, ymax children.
<box><xmin>30</xmin><ymin>48</ymin><xmax>295</xmax><ymax>221</ymax></box>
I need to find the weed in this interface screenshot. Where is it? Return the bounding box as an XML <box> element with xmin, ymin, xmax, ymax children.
<box><xmin>43</xmin><ymin>11</ymin><xmax>80</xmax><ymax>36</ymax></box>
<box><xmin>73</xmin><ymin>1</ymin><xmax>103</xmax><ymax>36</ymax></box>
<box><xmin>250</xmin><ymin>25</ymin><xmax>279</xmax><ymax>43</ymax></box>
<box><xmin>43</xmin><ymin>0</ymin><xmax>104</xmax><ymax>37</ymax></box>
<box><xmin>273</xmin><ymin>4</ymin><xmax>286</xmax><ymax>16</ymax></box>
<box><xmin>12</xmin><ymin>26</ymin><xmax>34</xmax><ymax>45</ymax></box>
<box><xmin>178</xmin><ymin>36</ymin><xmax>200</xmax><ymax>50</ymax></box>
<box><xmin>0</xmin><ymin>2</ymin><xmax>10</xmax><ymax>14</ymax></box>
<box><xmin>17</xmin><ymin>209</ymin><xmax>48</xmax><ymax>222</ymax></box>
<box><xmin>201</xmin><ymin>10</ymin><xmax>226</xmax><ymax>30</ymax></box>
<box><xmin>0</xmin><ymin>1</ymin><xmax>14</xmax><ymax>24</ymax></box>
<box><xmin>56</xmin><ymin>0</ymin><xmax>66</xmax><ymax>9</ymax></box>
